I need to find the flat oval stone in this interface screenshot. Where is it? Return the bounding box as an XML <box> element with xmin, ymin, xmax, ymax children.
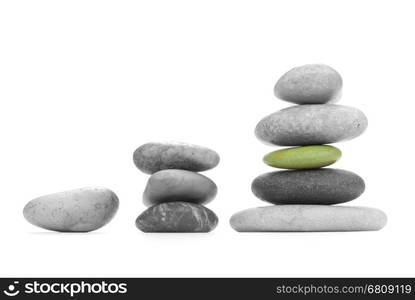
<box><xmin>143</xmin><ymin>169</ymin><xmax>217</xmax><ymax>206</ymax></box>
<box><xmin>252</xmin><ymin>169</ymin><xmax>365</xmax><ymax>205</ymax></box>
<box><xmin>263</xmin><ymin>145</ymin><xmax>341</xmax><ymax>169</ymax></box>
<box><xmin>133</xmin><ymin>142</ymin><xmax>220</xmax><ymax>174</ymax></box>
<box><xmin>230</xmin><ymin>205</ymin><xmax>387</xmax><ymax>232</ymax></box>
<box><xmin>255</xmin><ymin>104</ymin><xmax>368</xmax><ymax>146</ymax></box>
<box><xmin>23</xmin><ymin>187</ymin><xmax>119</xmax><ymax>232</ymax></box>
<box><xmin>136</xmin><ymin>202</ymin><xmax>218</xmax><ymax>232</ymax></box>
<box><xmin>274</xmin><ymin>64</ymin><xmax>342</xmax><ymax>104</ymax></box>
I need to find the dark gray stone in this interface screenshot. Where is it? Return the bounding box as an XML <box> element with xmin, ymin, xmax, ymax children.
<box><xmin>133</xmin><ymin>142</ymin><xmax>220</xmax><ymax>174</ymax></box>
<box><xmin>255</xmin><ymin>104</ymin><xmax>368</xmax><ymax>146</ymax></box>
<box><xmin>274</xmin><ymin>64</ymin><xmax>343</xmax><ymax>104</ymax></box>
<box><xmin>230</xmin><ymin>205</ymin><xmax>387</xmax><ymax>232</ymax></box>
<box><xmin>136</xmin><ymin>202</ymin><xmax>218</xmax><ymax>232</ymax></box>
<box><xmin>143</xmin><ymin>169</ymin><xmax>217</xmax><ymax>206</ymax></box>
<box><xmin>23</xmin><ymin>187</ymin><xmax>119</xmax><ymax>232</ymax></box>
<box><xmin>251</xmin><ymin>169</ymin><xmax>365</xmax><ymax>205</ymax></box>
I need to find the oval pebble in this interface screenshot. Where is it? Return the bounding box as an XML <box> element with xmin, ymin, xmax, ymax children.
<box><xmin>136</xmin><ymin>202</ymin><xmax>218</xmax><ymax>232</ymax></box>
<box><xmin>263</xmin><ymin>145</ymin><xmax>341</xmax><ymax>169</ymax></box>
<box><xmin>143</xmin><ymin>169</ymin><xmax>217</xmax><ymax>206</ymax></box>
<box><xmin>255</xmin><ymin>104</ymin><xmax>368</xmax><ymax>146</ymax></box>
<box><xmin>23</xmin><ymin>187</ymin><xmax>119</xmax><ymax>232</ymax></box>
<box><xmin>274</xmin><ymin>64</ymin><xmax>342</xmax><ymax>104</ymax></box>
<box><xmin>252</xmin><ymin>169</ymin><xmax>365</xmax><ymax>205</ymax></box>
<box><xmin>230</xmin><ymin>205</ymin><xmax>387</xmax><ymax>232</ymax></box>
<box><xmin>133</xmin><ymin>142</ymin><xmax>220</xmax><ymax>174</ymax></box>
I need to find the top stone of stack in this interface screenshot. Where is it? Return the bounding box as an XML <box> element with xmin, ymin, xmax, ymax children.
<box><xmin>274</xmin><ymin>64</ymin><xmax>342</xmax><ymax>104</ymax></box>
<box><xmin>255</xmin><ymin>64</ymin><xmax>368</xmax><ymax>146</ymax></box>
<box><xmin>133</xmin><ymin>142</ymin><xmax>220</xmax><ymax>174</ymax></box>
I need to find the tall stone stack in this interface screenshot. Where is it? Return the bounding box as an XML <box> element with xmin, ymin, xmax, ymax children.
<box><xmin>133</xmin><ymin>142</ymin><xmax>220</xmax><ymax>232</ymax></box>
<box><xmin>230</xmin><ymin>64</ymin><xmax>387</xmax><ymax>232</ymax></box>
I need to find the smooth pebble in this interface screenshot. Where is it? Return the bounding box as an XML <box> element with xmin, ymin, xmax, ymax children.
<box><xmin>143</xmin><ymin>169</ymin><xmax>217</xmax><ymax>206</ymax></box>
<box><xmin>263</xmin><ymin>145</ymin><xmax>341</xmax><ymax>169</ymax></box>
<box><xmin>251</xmin><ymin>169</ymin><xmax>365</xmax><ymax>205</ymax></box>
<box><xmin>274</xmin><ymin>64</ymin><xmax>342</xmax><ymax>104</ymax></box>
<box><xmin>255</xmin><ymin>104</ymin><xmax>368</xmax><ymax>146</ymax></box>
<box><xmin>133</xmin><ymin>142</ymin><xmax>220</xmax><ymax>174</ymax></box>
<box><xmin>23</xmin><ymin>187</ymin><xmax>119</xmax><ymax>232</ymax></box>
<box><xmin>136</xmin><ymin>202</ymin><xmax>218</xmax><ymax>233</ymax></box>
<box><xmin>230</xmin><ymin>205</ymin><xmax>387</xmax><ymax>232</ymax></box>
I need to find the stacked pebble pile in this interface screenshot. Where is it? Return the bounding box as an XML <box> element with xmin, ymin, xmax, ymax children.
<box><xmin>230</xmin><ymin>64</ymin><xmax>387</xmax><ymax>232</ymax></box>
<box><xmin>133</xmin><ymin>142</ymin><xmax>220</xmax><ymax>232</ymax></box>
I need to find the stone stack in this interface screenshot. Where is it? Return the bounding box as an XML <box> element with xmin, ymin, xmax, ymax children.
<box><xmin>230</xmin><ymin>64</ymin><xmax>387</xmax><ymax>232</ymax></box>
<box><xmin>133</xmin><ymin>142</ymin><xmax>220</xmax><ymax>232</ymax></box>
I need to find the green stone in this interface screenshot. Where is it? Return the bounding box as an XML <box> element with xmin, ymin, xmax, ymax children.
<box><xmin>263</xmin><ymin>145</ymin><xmax>341</xmax><ymax>169</ymax></box>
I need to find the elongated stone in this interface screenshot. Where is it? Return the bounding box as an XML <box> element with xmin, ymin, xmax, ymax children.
<box><xmin>255</xmin><ymin>104</ymin><xmax>368</xmax><ymax>146</ymax></box>
<box><xmin>251</xmin><ymin>169</ymin><xmax>365</xmax><ymax>205</ymax></box>
<box><xmin>230</xmin><ymin>205</ymin><xmax>387</xmax><ymax>232</ymax></box>
<box><xmin>133</xmin><ymin>142</ymin><xmax>220</xmax><ymax>174</ymax></box>
<box><xmin>263</xmin><ymin>145</ymin><xmax>341</xmax><ymax>169</ymax></box>
<box><xmin>274</xmin><ymin>64</ymin><xmax>343</xmax><ymax>104</ymax></box>
<box><xmin>143</xmin><ymin>169</ymin><xmax>217</xmax><ymax>206</ymax></box>
<box><xmin>23</xmin><ymin>187</ymin><xmax>119</xmax><ymax>232</ymax></box>
<box><xmin>136</xmin><ymin>202</ymin><xmax>218</xmax><ymax>232</ymax></box>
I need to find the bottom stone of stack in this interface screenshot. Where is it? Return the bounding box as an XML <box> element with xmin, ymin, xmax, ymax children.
<box><xmin>136</xmin><ymin>202</ymin><xmax>218</xmax><ymax>233</ymax></box>
<box><xmin>230</xmin><ymin>205</ymin><xmax>387</xmax><ymax>232</ymax></box>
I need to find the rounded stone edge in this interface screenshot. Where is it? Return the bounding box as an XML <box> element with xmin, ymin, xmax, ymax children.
<box><xmin>229</xmin><ymin>210</ymin><xmax>244</xmax><ymax>232</ymax></box>
<box><xmin>132</xmin><ymin>144</ymin><xmax>153</xmax><ymax>174</ymax></box>
<box><xmin>96</xmin><ymin>188</ymin><xmax>120</xmax><ymax>231</ymax></box>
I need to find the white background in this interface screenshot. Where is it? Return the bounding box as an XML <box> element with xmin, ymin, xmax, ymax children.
<box><xmin>0</xmin><ymin>0</ymin><xmax>414</xmax><ymax>277</ymax></box>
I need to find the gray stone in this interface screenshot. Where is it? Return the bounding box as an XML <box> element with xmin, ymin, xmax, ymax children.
<box><xmin>255</xmin><ymin>104</ymin><xmax>368</xmax><ymax>146</ymax></box>
<box><xmin>230</xmin><ymin>205</ymin><xmax>387</xmax><ymax>232</ymax></box>
<box><xmin>133</xmin><ymin>142</ymin><xmax>220</xmax><ymax>174</ymax></box>
<box><xmin>274</xmin><ymin>64</ymin><xmax>343</xmax><ymax>104</ymax></box>
<box><xmin>136</xmin><ymin>202</ymin><xmax>218</xmax><ymax>232</ymax></box>
<box><xmin>252</xmin><ymin>169</ymin><xmax>365</xmax><ymax>205</ymax></box>
<box><xmin>143</xmin><ymin>169</ymin><xmax>217</xmax><ymax>206</ymax></box>
<box><xmin>23</xmin><ymin>187</ymin><xmax>119</xmax><ymax>232</ymax></box>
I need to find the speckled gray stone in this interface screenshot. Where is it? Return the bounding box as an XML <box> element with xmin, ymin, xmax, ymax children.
<box><xmin>133</xmin><ymin>142</ymin><xmax>220</xmax><ymax>174</ymax></box>
<box><xmin>136</xmin><ymin>202</ymin><xmax>218</xmax><ymax>232</ymax></box>
<box><xmin>143</xmin><ymin>169</ymin><xmax>217</xmax><ymax>206</ymax></box>
<box><xmin>274</xmin><ymin>64</ymin><xmax>343</xmax><ymax>104</ymax></box>
<box><xmin>252</xmin><ymin>169</ymin><xmax>365</xmax><ymax>205</ymax></box>
<box><xmin>230</xmin><ymin>205</ymin><xmax>387</xmax><ymax>232</ymax></box>
<box><xmin>255</xmin><ymin>104</ymin><xmax>368</xmax><ymax>146</ymax></box>
<box><xmin>23</xmin><ymin>187</ymin><xmax>119</xmax><ymax>232</ymax></box>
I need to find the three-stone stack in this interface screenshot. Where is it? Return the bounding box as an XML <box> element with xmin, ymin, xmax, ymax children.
<box><xmin>133</xmin><ymin>142</ymin><xmax>220</xmax><ymax>232</ymax></box>
<box><xmin>230</xmin><ymin>64</ymin><xmax>387</xmax><ymax>232</ymax></box>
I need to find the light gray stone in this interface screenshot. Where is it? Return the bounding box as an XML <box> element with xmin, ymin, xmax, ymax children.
<box><xmin>143</xmin><ymin>169</ymin><xmax>217</xmax><ymax>206</ymax></box>
<box><xmin>255</xmin><ymin>104</ymin><xmax>368</xmax><ymax>146</ymax></box>
<box><xmin>274</xmin><ymin>64</ymin><xmax>342</xmax><ymax>104</ymax></box>
<box><xmin>23</xmin><ymin>187</ymin><xmax>119</xmax><ymax>232</ymax></box>
<box><xmin>251</xmin><ymin>169</ymin><xmax>365</xmax><ymax>205</ymax></box>
<box><xmin>230</xmin><ymin>205</ymin><xmax>387</xmax><ymax>232</ymax></box>
<box><xmin>133</xmin><ymin>142</ymin><xmax>220</xmax><ymax>174</ymax></box>
<box><xmin>136</xmin><ymin>202</ymin><xmax>218</xmax><ymax>232</ymax></box>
